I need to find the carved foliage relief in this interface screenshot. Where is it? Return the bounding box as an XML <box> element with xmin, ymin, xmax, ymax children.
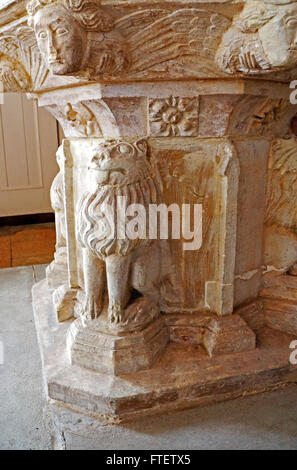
<box><xmin>0</xmin><ymin>26</ymin><xmax>48</xmax><ymax>91</ymax></box>
<box><xmin>47</xmin><ymin>101</ymin><xmax>103</xmax><ymax>137</ymax></box>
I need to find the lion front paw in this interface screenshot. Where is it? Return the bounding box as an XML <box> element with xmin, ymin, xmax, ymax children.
<box><xmin>108</xmin><ymin>302</ymin><xmax>124</xmax><ymax>324</ymax></box>
<box><xmin>83</xmin><ymin>295</ymin><xmax>102</xmax><ymax>321</ymax></box>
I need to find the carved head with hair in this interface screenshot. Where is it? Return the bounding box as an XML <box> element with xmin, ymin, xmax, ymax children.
<box><xmin>216</xmin><ymin>0</ymin><xmax>297</xmax><ymax>74</ymax></box>
<box><xmin>77</xmin><ymin>139</ymin><xmax>160</xmax><ymax>259</ymax></box>
<box><xmin>27</xmin><ymin>0</ymin><xmax>128</xmax><ymax>76</ymax></box>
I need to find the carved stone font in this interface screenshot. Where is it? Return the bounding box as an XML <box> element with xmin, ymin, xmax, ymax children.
<box><xmin>2</xmin><ymin>0</ymin><xmax>297</xmax><ymax>435</ymax></box>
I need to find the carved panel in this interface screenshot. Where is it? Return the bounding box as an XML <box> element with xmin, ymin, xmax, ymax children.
<box><xmin>228</xmin><ymin>97</ymin><xmax>294</xmax><ymax>136</ymax></box>
<box><xmin>199</xmin><ymin>95</ymin><xmax>296</xmax><ymax>138</ymax></box>
<box><xmin>264</xmin><ymin>137</ymin><xmax>297</xmax><ymax>274</ymax></box>
<box><xmin>47</xmin><ymin>97</ymin><xmax>149</xmax><ymax>139</ymax></box>
<box><xmin>1</xmin><ymin>1</ymin><xmax>297</xmax><ymax>90</ymax></box>
<box><xmin>58</xmin><ymin>137</ymin><xmax>239</xmax><ymax>317</ymax></box>
<box><xmin>25</xmin><ymin>1</ymin><xmax>231</xmax><ymax>83</ymax></box>
<box><xmin>1</xmin><ymin>1</ymin><xmax>297</xmax><ymax>89</ymax></box>
<box><xmin>47</xmin><ymin>101</ymin><xmax>103</xmax><ymax>138</ymax></box>
<box><xmin>148</xmin><ymin>138</ymin><xmax>239</xmax><ymax>314</ymax></box>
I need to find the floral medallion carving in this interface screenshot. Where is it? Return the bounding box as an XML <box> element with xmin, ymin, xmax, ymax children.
<box><xmin>149</xmin><ymin>97</ymin><xmax>199</xmax><ymax>137</ymax></box>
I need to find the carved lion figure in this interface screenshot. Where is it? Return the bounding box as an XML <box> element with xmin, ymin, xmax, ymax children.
<box><xmin>216</xmin><ymin>0</ymin><xmax>297</xmax><ymax>74</ymax></box>
<box><xmin>76</xmin><ymin>138</ymin><xmax>176</xmax><ymax>324</ymax></box>
<box><xmin>264</xmin><ymin>136</ymin><xmax>297</xmax><ymax>275</ymax></box>
<box><xmin>27</xmin><ymin>0</ymin><xmax>129</xmax><ymax>77</ymax></box>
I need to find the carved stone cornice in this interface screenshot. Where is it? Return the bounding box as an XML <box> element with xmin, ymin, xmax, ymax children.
<box><xmin>37</xmin><ymin>80</ymin><xmax>296</xmax><ymax>139</ymax></box>
<box><xmin>1</xmin><ymin>0</ymin><xmax>297</xmax><ymax>92</ymax></box>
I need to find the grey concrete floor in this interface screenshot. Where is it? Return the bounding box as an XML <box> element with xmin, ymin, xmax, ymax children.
<box><xmin>0</xmin><ymin>265</ymin><xmax>297</xmax><ymax>450</ymax></box>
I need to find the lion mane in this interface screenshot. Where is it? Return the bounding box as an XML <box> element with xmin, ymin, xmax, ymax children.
<box><xmin>77</xmin><ymin>139</ymin><xmax>161</xmax><ymax>259</ymax></box>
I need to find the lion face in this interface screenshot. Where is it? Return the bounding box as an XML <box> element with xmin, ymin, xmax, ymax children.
<box><xmin>87</xmin><ymin>139</ymin><xmax>151</xmax><ymax>187</ymax></box>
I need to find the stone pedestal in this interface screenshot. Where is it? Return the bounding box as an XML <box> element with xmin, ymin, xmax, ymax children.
<box><xmin>33</xmin><ymin>279</ymin><xmax>297</xmax><ymax>427</ymax></box>
<box><xmin>68</xmin><ymin>315</ymin><xmax>169</xmax><ymax>375</ymax></box>
<box><xmin>2</xmin><ymin>0</ymin><xmax>297</xmax><ymax>442</ymax></box>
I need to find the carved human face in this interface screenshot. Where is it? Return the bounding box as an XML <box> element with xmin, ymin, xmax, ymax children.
<box><xmin>33</xmin><ymin>4</ymin><xmax>87</xmax><ymax>75</ymax></box>
<box><xmin>259</xmin><ymin>5</ymin><xmax>297</xmax><ymax>68</ymax></box>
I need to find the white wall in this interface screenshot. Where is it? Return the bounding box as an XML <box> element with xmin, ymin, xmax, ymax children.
<box><xmin>0</xmin><ymin>94</ymin><xmax>59</xmax><ymax>216</ymax></box>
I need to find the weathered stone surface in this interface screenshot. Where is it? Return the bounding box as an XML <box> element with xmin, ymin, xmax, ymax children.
<box><xmin>53</xmin><ymin>284</ymin><xmax>78</xmax><ymax>322</ymax></box>
<box><xmin>203</xmin><ymin>315</ymin><xmax>256</xmax><ymax>357</ymax></box>
<box><xmin>264</xmin><ymin>298</ymin><xmax>297</xmax><ymax>336</ymax></box>
<box><xmin>264</xmin><ymin>137</ymin><xmax>297</xmax><ymax>275</ymax></box>
<box><xmin>2</xmin><ymin>1</ymin><xmax>297</xmax><ymax>94</ymax></box>
<box><xmin>235</xmin><ymin>300</ymin><xmax>265</xmax><ymax>332</ymax></box>
<box><xmin>68</xmin><ymin>315</ymin><xmax>169</xmax><ymax>375</ymax></box>
<box><xmin>262</xmin><ymin>273</ymin><xmax>297</xmax><ymax>336</ymax></box>
<box><xmin>234</xmin><ymin>139</ymin><xmax>270</xmax><ymax>307</ymax></box>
